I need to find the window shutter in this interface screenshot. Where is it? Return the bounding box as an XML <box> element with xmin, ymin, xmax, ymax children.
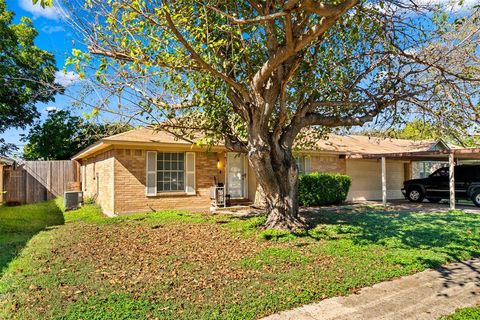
<box><xmin>146</xmin><ymin>151</ymin><xmax>157</xmax><ymax>196</ymax></box>
<box><xmin>304</xmin><ymin>156</ymin><xmax>311</xmax><ymax>174</ymax></box>
<box><xmin>185</xmin><ymin>152</ymin><xmax>196</xmax><ymax>195</ymax></box>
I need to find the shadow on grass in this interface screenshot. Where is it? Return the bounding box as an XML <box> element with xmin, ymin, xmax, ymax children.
<box><xmin>305</xmin><ymin>209</ymin><xmax>480</xmax><ymax>248</ymax></box>
<box><xmin>294</xmin><ymin>207</ymin><xmax>480</xmax><ymax>260</ymax></box>
<box><xmin>0</xmin><ymin>200</ymin><xmax>64</xmax><ymax>275</ymax></box>
<box><xmin>297</xmin><ymin>207</ymin><xmax>480</xmax><ymax>289</ymax></box>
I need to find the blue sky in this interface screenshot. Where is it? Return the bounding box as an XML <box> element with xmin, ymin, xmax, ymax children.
<box><xmin>4</xmin><ymin>0</ymin><xmax>82</xmax><ymax>155</ymax></box>
<box><xmin>2</xmin><ymin>0</ymin><xmax>476</xmax><ymax>156</ymax></box>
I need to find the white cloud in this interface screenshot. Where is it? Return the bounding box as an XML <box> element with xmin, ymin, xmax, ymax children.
<box><xmin>41</xmin><ymin>25</ymin><xmax>65</xmax><ymax>34</ymax></box>
<box><xmin>18</xmin><ymin>0</ymin><xmax>67</xmax><ymax>20</ymax></box>
<box><xmin>54</xmin><ymin>71</ymin><xmax>81</xmax><ymax>87</ymax></box>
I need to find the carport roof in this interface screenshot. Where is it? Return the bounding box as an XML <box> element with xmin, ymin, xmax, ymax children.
<box><xmin>348</xmin><ymin>148</ymin><xmax>480</xmax><ymax>161</ymax></box>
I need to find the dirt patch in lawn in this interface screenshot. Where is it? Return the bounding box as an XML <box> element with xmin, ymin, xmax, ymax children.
<box><xmin>53</xmin><ymin>221</ymin><xmax>267</xmax><ymax>300</ymax></box>
<box><xmin>4</xmin><ymin>218</ymin><xmax>338</xmax><ymax>319</ymax></box>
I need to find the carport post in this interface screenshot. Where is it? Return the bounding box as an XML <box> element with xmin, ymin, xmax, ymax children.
<box><xmin>449</xmin><ymin>152</ymin><xmax>455</xmax><ymax>210</ymax></box>
<box><xmin>381</xmin><ymin>156</ymin><xmax>387</xmax><ymax>208</ymax></box>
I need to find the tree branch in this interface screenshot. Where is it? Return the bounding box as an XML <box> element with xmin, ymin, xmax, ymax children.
<box><xmin>88</xmin><ymin>45</ymin><xmax>202</xmax><ymax>71</ymax></box>
<box><xmin>303</xmin><ymin>108</ymin><xmax>382</xmax><ymax>127</ymax></box>
<box><xmin>252</xmin><ymin>0</ymin><xmax>358</xmax><ymax>92</ymax></box>
<box><xmin>207</xmin><ymin>5</ymin><xmax>287</xmax><ymax>25</ymax></box>
<box><xmin>163</xmin><ymin>9</ymin><xmax>250</xmax><ymax>100</ymax></box>
<box><xmin>88</xmin><ymin>45</ymin><xmax>134</xmax><ymax>62</ymax></box>
<box><xmin>302</xmin><ymin>0</ymin><xmax>359</xmax><ymax>17</ymax></box>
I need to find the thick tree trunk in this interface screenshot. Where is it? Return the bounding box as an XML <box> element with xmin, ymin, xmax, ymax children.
<box><xmin>248</xmin><ymin>142</ymin><xmax>306</xmax><ymax>231</ymax></box>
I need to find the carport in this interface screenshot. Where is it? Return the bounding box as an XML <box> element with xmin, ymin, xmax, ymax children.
<box><xmin>348</xmin><ymin>148</ymin><xmax>480</xmax><ymax>210</ymax></box>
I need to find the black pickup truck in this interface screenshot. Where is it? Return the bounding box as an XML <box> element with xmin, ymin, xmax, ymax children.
<box><xmin>402</xmin><ymin>164</ymin><xmax>480</xmax><ymax>206</ymax></box>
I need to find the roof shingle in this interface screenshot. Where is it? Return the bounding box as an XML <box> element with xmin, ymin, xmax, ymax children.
<box><xmin>101</xmin><ymin>127</ymin><xmax>436</xmax><ymax>154</ymax></box>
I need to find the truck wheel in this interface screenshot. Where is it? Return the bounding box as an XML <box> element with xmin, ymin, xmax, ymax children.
<box><xmin>407</xmin><ymin>187</ymin><xmax>424</xmax><ymax>202</ymax></box>
<box><xmin>426</xmin><ymin>197</ymin><xmax>441</xmax><ymax>203</ymax></box>
<box><xmin>471</xmin><ymin>190</ymin><xmax>480</xmax><ymax>207</ymax></box>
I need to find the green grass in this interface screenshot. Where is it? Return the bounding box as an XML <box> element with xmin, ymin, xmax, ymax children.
<box><xmin>0</xmin><ymin>201</ymin><xmax>64</xmax><ymax>274</ymax></box>
<box><xmin>1</xmin><ymin>201</ymin><xmax>480</xmax><ymax>319</ymax></box>
<box><xmin>441</xmin><ymin>306</ymin><xmax>480</xmax><ymax>319</ymax></box>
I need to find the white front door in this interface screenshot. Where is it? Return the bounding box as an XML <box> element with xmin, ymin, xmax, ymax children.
<box><xmin>227</xmin><ymin>153</ymin><xmax>247</xmax><ymax>199</ymax></box>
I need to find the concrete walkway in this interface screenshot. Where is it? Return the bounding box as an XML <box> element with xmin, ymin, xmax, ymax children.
<box><xmin>263</xmin><ymin>259</ymin><xmax>480</xmax><ymax>320</ymax></box>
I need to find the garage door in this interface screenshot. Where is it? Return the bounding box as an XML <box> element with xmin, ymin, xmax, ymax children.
<box><xmin>346</xmin><ymin>159</ymin><xmax>405</xmax><ymax>201</ymax></box>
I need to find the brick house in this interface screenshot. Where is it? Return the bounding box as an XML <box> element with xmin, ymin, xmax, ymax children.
<box><xmin>72</xmin><ymin>127</ymin><xmax>444</xmax><ymax>216</ymax></box>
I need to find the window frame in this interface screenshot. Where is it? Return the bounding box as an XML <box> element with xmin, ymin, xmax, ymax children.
<box><xmin>295</xmin><ymin>155</ymin><xmax>311</xmax><ymax>175</ymax></box>
<box><xmin>156</xmin><ymin>152</ymin><xmax>186</xmax><ymax>193</ymax></box>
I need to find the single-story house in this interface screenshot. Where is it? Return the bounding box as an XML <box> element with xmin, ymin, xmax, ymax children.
<box><xmin>72</xmin><ymin>127</ymin><xmax>450</xmax><ymax>216</ymax></box>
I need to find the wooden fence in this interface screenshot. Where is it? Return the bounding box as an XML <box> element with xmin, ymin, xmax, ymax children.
<box><xmin>2</xmin><ymin>160</ymin><xmax>80</xmax><ymax>205</ymax></box>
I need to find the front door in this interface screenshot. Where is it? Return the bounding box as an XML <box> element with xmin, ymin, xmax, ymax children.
<box><xmin>227</xmin><ymin>153</ymin><xmax>247</xmax><ymax>199</ymax></box>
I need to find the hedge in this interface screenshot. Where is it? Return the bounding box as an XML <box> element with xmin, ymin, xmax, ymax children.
<box><xmin>298</xmin><ymin>172</ymin><xmax>352</xmax><ymax>207</ymax></box>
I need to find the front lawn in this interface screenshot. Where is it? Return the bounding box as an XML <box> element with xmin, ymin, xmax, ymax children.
<box><xmin>441</xmin><ymin>306</ymin><xmax>480</xmax><ymax>320</ymax></box>
<box><xmin>0</xmin><ymin>201</ymin><xmax>64</xmax><ymax>275</ymax></box>
<box><xmin>1</xmin><ymin>201</ymin><xmax>480</xmax><ymax>319</ymax></box>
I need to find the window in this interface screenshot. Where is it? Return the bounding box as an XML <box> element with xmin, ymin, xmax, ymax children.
<box><xmin>295</xmin><ymin>156</ymin><xmax>311</xmax><ymax>175</ymax></box>
<box><xmin>430</xmin><ymin>167</ymin><xmax>448</xmax><ymax>178</ymax></box>
<box><xmin>146</xmin><ymin>151</ymin><xmax>195</xmax><ymax>196</ymax></box>
<box><xmin>157</xmin><ymin>152</ymin><xmax>185</xmax><ymax>192</ymax></box>
<box><xmin>296</xmin><ymin>157</ymin><xmax>305</xmax><ymax>174</ymax></box>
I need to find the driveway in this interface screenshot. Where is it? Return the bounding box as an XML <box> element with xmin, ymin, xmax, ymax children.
<box><xmin>370</xmin><ymin>199</ymin><xmax>480</xmax><ymax>214</ymax></box>
<box><xmin>299</xmin><ymin>199</ymin><xmax>480</xmax><ymax>215</ymax></box>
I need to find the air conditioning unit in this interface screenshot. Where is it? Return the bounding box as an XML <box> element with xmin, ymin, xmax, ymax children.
<box><xmin>64</xmin><ymin>191</ymin><xmax>83</xmax><ymax>211</ymax></box>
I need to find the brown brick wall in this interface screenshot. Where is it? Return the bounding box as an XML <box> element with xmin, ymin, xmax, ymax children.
<box><xmin>81</xmin><ymin>150</ymin><xmax>115</xmax><ymax>215</ymax></box>
<box><xmin>113</xmin><ymin>148</ymin><xmax>220</xmax><ymax>214</ymax></box>
<box><xmin>310</xmin><ymin>155</ymin><xmax>346</xmax><ymax>174</ymax></box>
<box><xmin>81</xmin><ymin>148</ymin><xmax>348</xmax><ymax>215</ymax></box>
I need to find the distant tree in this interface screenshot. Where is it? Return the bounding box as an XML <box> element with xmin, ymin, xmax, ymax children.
<box><xmin>23</xmin><ymin>110</ymin><xmax>82</xmax><ymax>160</ymax></box>
<box><xmin>361</xmin><ymin>119</ymin><xmax>480</xmax><ymax>147</ymax></box>
<box><xmin>23</xmin><ymin>110</ymin><xmax>131</xmax><ymax>160</ymax></box>
<box><xmin>78</xmin><ymin>121</ymin><xmax>133</xmax><ymax>151</ymax></box>
<box><xmin>360</xmin><ymin>120</ymin><xmax>440</xmax><ymax>140</ymax></box>
<box><xmin>0</xmin><ymin>0</ymin><xmax>61</xmax><ymax>155</ymax></box>
<box><xmin>393</xmin><ymin>121</ymin><xmax>440</xmax><ymax>141</ymax></box>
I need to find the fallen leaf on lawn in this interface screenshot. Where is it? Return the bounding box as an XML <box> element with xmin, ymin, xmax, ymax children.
<box><xmin>28</xmin><ymin>284</ymin><xmax>39</xmax><ymax>291</ymax></box>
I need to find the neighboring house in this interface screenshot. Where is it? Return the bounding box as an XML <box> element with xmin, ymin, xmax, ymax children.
<box><xmin>0</xmin><ymin>156</ymin><xmax>15</xmax><ymax>204</ymax></box>
<box><xmin>72</xmin><ymin>127</ymin><xmax>447</xmax><ymax>215</ymax></box>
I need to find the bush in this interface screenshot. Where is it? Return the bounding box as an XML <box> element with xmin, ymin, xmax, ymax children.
<box><xmin>298</xmin><ymin>172</ymin><xmax>351</xmax><ymax>207</ymax></box>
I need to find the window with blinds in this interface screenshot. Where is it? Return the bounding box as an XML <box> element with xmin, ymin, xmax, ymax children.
<box><xmin>145</xmin><ymin>151</ymin><xmax>196</xmax><ymax>196</ymax></box>
<box><xmin>157</xmin><ymin>152</ymin><xmax>185</xmax><ymax>192</ymax></box>
<box><xmin>295</xmin><ymin>156</ymin><xmax>311</xmax><ymax>174</ymax></box>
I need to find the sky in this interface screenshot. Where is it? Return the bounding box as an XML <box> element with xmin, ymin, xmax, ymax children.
<box><xmin>2</xmin><ymin>0</ymin><xmax>477</xmax><ymax>156</ymax></box>
<box><xmin>4</xmin><ymin>0</ymin><xmax>82</xmax><ymax>155</ymax></box>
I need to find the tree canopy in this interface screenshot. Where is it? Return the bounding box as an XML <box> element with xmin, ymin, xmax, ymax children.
<box><xmin>22</xmin><ymin>110</ymin><xmax>131</xmax><ymax>160</ymax></box>
<box><xmin>61</xmin><ymin>0</ymin><xmax>480</xmax><ymax>229</ymax></box>
<box><xmin>0</xmin><ymin>0</ymin><xmax>61</xmax><ymax>155</ymax></box>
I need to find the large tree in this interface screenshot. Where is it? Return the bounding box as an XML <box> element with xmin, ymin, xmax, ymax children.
<box><xmin>22</xmin><ymin>109</ymin><xmax>131</xmax><ymax>160</ymax></box>
<box><xmin>55</xmin><ymin>0</ymin><xmax>479</xmax><ymax>229</ymax></box>
<box><xmin>0</xmin><ymin>0</ymin><xmax>61</xmax><ymax>155</ymax></box>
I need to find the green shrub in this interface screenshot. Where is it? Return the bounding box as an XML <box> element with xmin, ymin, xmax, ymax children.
<box><xmin>83</xmin><ymin>196</ymin><xmax>96</xmax><ymax>205</ymax></box>
<box><xmin>298</xmin><ymin>172</ymin><xmax>351</xmax><ymax>206</ymax></box>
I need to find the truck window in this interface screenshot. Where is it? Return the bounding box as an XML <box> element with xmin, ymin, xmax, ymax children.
<box><xmin>430</xmin><ymin>167</ymin><xmax>448</xmax><ymax>178</ymax></box>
